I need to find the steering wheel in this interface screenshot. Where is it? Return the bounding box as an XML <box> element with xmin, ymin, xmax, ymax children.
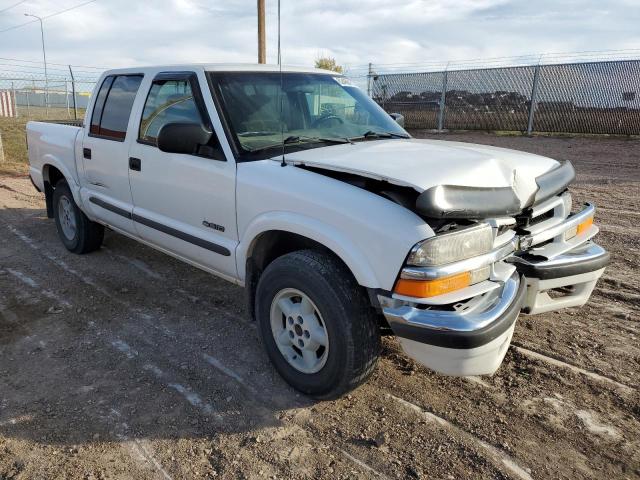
<box><xmin>311</xmin><ymin>114</ymin><xmax>344</xmax><ymax>128</ymax></box>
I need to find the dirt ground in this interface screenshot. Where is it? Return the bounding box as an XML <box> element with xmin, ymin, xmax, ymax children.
<box><xmin>0</xmin><ymin>132</ymin><xmax>638</xmax><ymax>479</ymax></box>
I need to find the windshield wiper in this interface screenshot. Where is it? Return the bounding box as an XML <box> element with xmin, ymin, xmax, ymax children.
<box><xmin>351</xmin><ymin>130</ymin><xmax>411</xmax><ymax>140</ymax></box>
<box><xmin>246</xmin><ymin>135</ymin><xmax>351</xmax><ymax>153</ymax></box>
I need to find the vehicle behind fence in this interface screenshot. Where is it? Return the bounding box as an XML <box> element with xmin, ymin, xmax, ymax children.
<box><xmin>369</xmin><ymin>59</ymin><xmax>640</xmax><ymax>135</ymax></box>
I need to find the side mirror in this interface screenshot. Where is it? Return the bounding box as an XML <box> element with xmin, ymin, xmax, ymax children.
<box><xmin>157</xmin><ymin>122</ymin><xmax>213</xmax><ymax>155</ymax></box>
<box><xmin>389</xmin><ymin>113</ymin><xmax>405</xmax><ymax>128</ymax></box>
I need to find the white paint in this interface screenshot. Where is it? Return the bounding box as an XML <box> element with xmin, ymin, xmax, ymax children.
<box><xmin>463</xmin><ymin>376</ymin><xmax>493</xmax><ymax>389</ymax></box>
<box><xmin>6</xmin><ymin>268</ymin><xmax>72</xmax><ymax>307</ymax></box>
<box><xmin>575</xmin><ymin>410</ymin><xmax>621</xmax><ymax>439</ymax></box>
<box><xmin>514</xmin><ymin>346</ymin><xmax>634</xmax><ymax>394</ymax></box>
<box><xmin>6</xmin><ymin>224</ymin><xmax>112</xmax><ymax>298</ymax></box>
<box><xmin>387</xmin><ymin>393</ymin><xmax>534</xmax><ymax>480</ymax></box>
<box><xmin>108</xmin><ymin>409</ymin><xmax>174</xmax><ymax>480</ymax></box>
<box><xmin>102</xmin><ymin>247</ymin><xmax>164</xmax><ymax>281</ymax></box>
<box><xmin>166</xmin><ymin>383</ymin><xmax>215</xmax><ymax>415</ymax></box>
<box><xmin>283</xmin><ymin>138</ymin><xmax>557</xmax><ymax>202</ymax></box>
<box><xmin>134</xmin><ymin>439</ymin><xmax>175</xmax><ymax>480</ymax></box>
<box><xmin>202</xmin><ymin>353</ymin><xmax>256</xmax><ymax>394</ymax></box>
<box><xmin>141</xmin><ymin>364</ymin><xmax>220</xmax><ymax>420</ymax></box>
<box><xmin>111</xmin><ymin>340</ymin><xmax>138</xmax><ymax>359</ymax></box>
<box><xmin>142</xmin><ymin>364</ymin><xmax>164</xmax><ymax>378</ymax></box>
<box><xmin>337</xmin><ymin>448</ymin><xmax>389</xmax><ymax>479</ymax></box>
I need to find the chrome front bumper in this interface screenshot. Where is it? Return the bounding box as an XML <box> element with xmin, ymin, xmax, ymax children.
<box><xmin>381</xmin><ymin>272</ymin><xmax>525</xmax><ymax>376</ymax></box>
<box><xmin>380</xmin><ymin>202</ymin><xmax>609</xmax><ymax>376</ymax></box>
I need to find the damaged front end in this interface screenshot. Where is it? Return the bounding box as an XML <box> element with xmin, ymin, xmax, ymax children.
<box><xmin>378</xmin><ymin>161</ymin><xmax>609</xmax><ymax>376</ymax></box>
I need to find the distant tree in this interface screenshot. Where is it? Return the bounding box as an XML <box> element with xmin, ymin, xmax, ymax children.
<box><xmin>315</xmin><ymin>57</ymin><xmax>344</xmax><ymax>74</ymax></box>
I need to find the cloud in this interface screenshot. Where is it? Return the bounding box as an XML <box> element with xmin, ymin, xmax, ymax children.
<box><xmin>0</xmin><ymin>0</ymin><xmax>637</xmax><ymax>78</ymax></box>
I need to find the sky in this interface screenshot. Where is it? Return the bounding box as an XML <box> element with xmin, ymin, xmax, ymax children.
<box><xmin>0</xmin><ymin>0</ymin><xmax>639</xmax><ymax>78</ymax></box>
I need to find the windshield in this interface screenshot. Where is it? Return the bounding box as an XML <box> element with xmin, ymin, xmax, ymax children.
<box><xmin>209</xmin><ymin>72</ymin><xmax>409</xmax><ymax>158</ymax></box>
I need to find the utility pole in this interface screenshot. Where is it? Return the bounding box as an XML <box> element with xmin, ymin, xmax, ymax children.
<box><xmin>257</xmin><ymin>0</ymin><xmax>266</xmax><ymax>63</ymax></box>
<box><xmin>24</xmin><ymin>13</ymin><xmax>49</xmax><ymax>117</ymax></box>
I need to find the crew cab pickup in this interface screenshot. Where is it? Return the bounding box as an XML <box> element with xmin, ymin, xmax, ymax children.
<box><xmin>27</xmin><ymin>64</ymin><xmax>609</xmax><ymax>398</ymax></box>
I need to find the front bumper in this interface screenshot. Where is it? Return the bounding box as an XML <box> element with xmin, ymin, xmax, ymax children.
<box><xmin>383</xmin><ymin>272</ymin><xmax>525</xmax><ymax>376</ymax></box>
<box><xmin>380</xmin><ymin>201</ymin><xmax>609</xmax><ymax>376</ymax></box>
<box><xmin>512</xmin><ymin>242</ymin><xmax>609</xmax><ymax>314</ymax></box>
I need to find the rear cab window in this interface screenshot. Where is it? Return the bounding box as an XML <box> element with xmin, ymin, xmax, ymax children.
<box><xmin>90</xmin><ymin>74</ymin><xmax>143</xmax><ymax>141</ymax></box>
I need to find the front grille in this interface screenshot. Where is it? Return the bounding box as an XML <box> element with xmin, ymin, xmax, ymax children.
<box><xmin>528</xmin><ymin>208</ymin><xmax>555</xmax><ymax>227</ymax></box>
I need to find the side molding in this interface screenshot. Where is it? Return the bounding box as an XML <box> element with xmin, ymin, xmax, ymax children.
<box><xmin>89</xmin><ymin>196</ymin><xmax>230</xmax><ymax>256</ymax></box>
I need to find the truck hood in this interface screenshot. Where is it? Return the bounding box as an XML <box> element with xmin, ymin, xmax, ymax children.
<box><xmin>279</xmin><ymin>138</ymin><xmax>562</xmax><ymax>211</ymax></box>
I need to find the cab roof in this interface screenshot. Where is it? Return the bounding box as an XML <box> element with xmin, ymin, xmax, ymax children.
<box><xmin>102</xmin><ymin>63</ymin><xmax>340</xmax><ymax>77</ymax></box>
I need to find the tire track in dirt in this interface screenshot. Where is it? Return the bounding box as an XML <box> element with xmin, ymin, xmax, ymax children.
<box><xmin>0</xmin><ymin>219</ymin><xmax>620</xmax><ymax>480</ymax></box>
<box><xmin>0</xmin><ymin>264</ymin><xmax>183</xmax><ymax>480</ymax></box>
<box><xmin>1</xmin><ymin>211</ymin><xmax>520</xmax><ymax>479</ymax></box>
<box><xmin>0</xmin><ymin>214</ymin><xmax>393</xmax><ymax>479</ymax></box>
<box><xmin>2</xmin><ymin>168</ymin><xmax>636</xmax><ymax>476</ymax></box>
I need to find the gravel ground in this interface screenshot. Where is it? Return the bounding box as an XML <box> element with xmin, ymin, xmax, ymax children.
<box><xmin>0</xmin><ymin>132</ymin><xmax>638</xmax><ymax>479</ymax></box>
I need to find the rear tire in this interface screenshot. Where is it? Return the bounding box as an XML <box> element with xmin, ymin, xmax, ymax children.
<box><xmin>255</xmin><ymin>249</ymin><xmax>380</xmax><ymax>399</ymax></box>
<box><xmin>53</xmin><ymin>179</ymin><xmax>104</xmax><ymax>254</ymax></box>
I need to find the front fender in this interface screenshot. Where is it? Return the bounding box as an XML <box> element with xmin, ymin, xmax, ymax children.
<box><xmin>236</xmin><ymin>211</ymin><xmax>382</xmax><ymax>288</ymax></box>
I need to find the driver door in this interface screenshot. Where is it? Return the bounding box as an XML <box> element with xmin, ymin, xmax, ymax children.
<box><xmin>127</xmin><ymin>71</ymin><xmax>238</xmax><ymax>279</ymax></box>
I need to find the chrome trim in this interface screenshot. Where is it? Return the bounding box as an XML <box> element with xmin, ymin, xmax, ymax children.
<box><xmin>529</xmin><ymin>194</ymin><xmax>562</xmax><ymax>219</ymax></box>
<box><xmin>416</xmin><ymin>184</ymin><xmax>522</xmax><ymax>219</ymax></box>
<box><xmin>509</xmin><ymin>242</ymin><xmax>606</xmax><ymax>270</ymax></box>
<box><xmin>531</xmin><ymin>160</ymin><xmax>575</xmax><ymax>205</ymax></box>
<box><xmin>383</xmin><ymin>273</ymin><xmax>521</xmax><ymax>333</ymax></box>
<box><xmin>401</xmin><ymin>240</ymin><xmax>516</xmax><ymax>280</ymax></box>
<box><xmin>520</xmin><ymin>202</ymin><xmax>595</xmax><ymax>247</ymax></box>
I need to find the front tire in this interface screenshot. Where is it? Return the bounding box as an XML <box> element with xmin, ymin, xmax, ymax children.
<box><xmin>255</xmin><ymin>250</ymin><xmax>380</xmax><ymax>399</ymax></box>
<box><xmin>53</xmin><ymin>179</ymin><xmax>104</xmax><ymax>254</ymax></box>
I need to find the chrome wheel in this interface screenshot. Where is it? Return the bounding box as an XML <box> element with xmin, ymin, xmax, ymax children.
<box><xmin>270</xmin><ymin>288</ymin><xmax>329</xmax><ymax>374</ymax></box>
<box><xmin>58</xmin><ymin>195</ymin><xmax>77</xmax><ymax>240</ymax></box>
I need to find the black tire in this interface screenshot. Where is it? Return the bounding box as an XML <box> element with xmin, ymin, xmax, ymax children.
<box><xmin>255</xmin><ymin>249</ymin><xmax>380</xmax><ymax>399</ymax></box>
<box><xmin>52</xmin><ymin>179</ymin><xmax>104</xmax><ymax>254</ymax></box>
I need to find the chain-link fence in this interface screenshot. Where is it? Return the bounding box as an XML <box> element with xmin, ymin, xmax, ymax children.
<box><xmin>0</xmin><ymin>64</ymin><xmax>99</xmax><ymax>167</ymax></box>
<box><xmin>0</xmin><ymin>63</ymin><xmax>99</xmax><ymax>121</ymax></box>
<box><xmin>370</xmin><ymin>59</ymin><xmax>640</xmax><ymax>135</ymax></box>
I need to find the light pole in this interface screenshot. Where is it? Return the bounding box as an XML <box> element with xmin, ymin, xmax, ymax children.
<box><xmin>24</xmin><ymin>13</ymin><xmax>48</xmax><ymax>116</ymax></box>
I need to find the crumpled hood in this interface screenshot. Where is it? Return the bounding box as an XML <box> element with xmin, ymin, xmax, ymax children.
<box><xmin>279</xmin><ymin>138</ymin><xmax>561</xmax><ymax>209</ymax></box>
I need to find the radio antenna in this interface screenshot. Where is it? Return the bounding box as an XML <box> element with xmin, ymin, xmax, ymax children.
<box><xmin>278</xmin><ymin>0</ymin><xmax>286</xmax><ymax>167</ymax></box>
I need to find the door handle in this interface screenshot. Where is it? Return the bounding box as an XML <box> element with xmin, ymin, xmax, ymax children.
<box><xmin>83</xmin><ymin>148</ymin><xmax>91</xmax><ymax>159</ymax></box>
<box><xmin>129</xmin><ymin>157</ymin><xmax>141</xmax><ymax>171</ymax></box>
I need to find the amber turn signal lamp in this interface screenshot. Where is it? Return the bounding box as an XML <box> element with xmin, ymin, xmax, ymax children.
<box><xmin>394</xmin><ymin>271</ymin><xmax>471</xmax><ymax>298</ymax></box>
<box><xmin>576</xmin><ymin>217</ymin><xmax>594</xmax><ymax>235</ymax></box>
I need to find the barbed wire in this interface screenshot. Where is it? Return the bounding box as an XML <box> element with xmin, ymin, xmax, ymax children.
<box><xmin>344</xmin><ymin>48</ymin><xmax>640</xmax><ymax>75</ymax></box>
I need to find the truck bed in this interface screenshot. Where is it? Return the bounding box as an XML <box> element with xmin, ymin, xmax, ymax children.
<box><xmin>26</xmin><ymin>120</ymin><xmax>83</xmax><ymax>192</ymax></box>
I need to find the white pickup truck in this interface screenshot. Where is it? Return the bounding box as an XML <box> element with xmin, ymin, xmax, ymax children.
<box><xmin>27</xmin><ymin>64</ymin><xmax>609</xmax><ymax>398</ymax></box>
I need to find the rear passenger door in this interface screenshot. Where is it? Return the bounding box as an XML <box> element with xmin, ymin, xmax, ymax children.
<box><xmin>80</xmin><ymin>74</ymin><xmax>143</xmax><ymax>235</ymax></box>
<box><xmin>127</xmin><ymin>71</ymin><xmax>238</xmax><ymax>279</ymax></box>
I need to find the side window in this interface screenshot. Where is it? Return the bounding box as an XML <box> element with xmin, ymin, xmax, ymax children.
<box><xmin>89</xmin><ymin>76</ymin><xmax>114</xmax><ymax>135</ymax></box>
<box><xmin>90</xmin><ymin>74</ymin><xmax>143</xmax><ymax>141</ymax></box>
<box><xmin>139</xmin><ymin>79</ymin><xmax>203</xmax><ymax>144</ymax></box>
<box><xmin>139</xmin><ymin>77</ymin><xmax>224</xmax><ymax>160</ymax></box>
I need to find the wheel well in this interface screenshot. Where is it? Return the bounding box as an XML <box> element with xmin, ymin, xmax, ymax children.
<box><xmin>245</xmin><ymin>230</ymin><xmax>347</xmax><ymax>320</ymax></box>
<box><xmin>42</xmin><ymin>165</ymin><xmax>65</xmax><ymax>218</ymax></box>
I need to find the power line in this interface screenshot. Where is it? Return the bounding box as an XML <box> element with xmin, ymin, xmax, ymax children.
<box><xmin>0</xmin><ymin>0</ymin><xmax>99</xmax><ymax>34</ymax></box>
<box><xmin>0</xmin><ymin>0</ymin><xmax>27</xmax><ymax>14</ymax></box>
<box><xmin>0</xmin><ymin>55</ymin><xmax>106</xmax><ymax>69</ymax></box>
